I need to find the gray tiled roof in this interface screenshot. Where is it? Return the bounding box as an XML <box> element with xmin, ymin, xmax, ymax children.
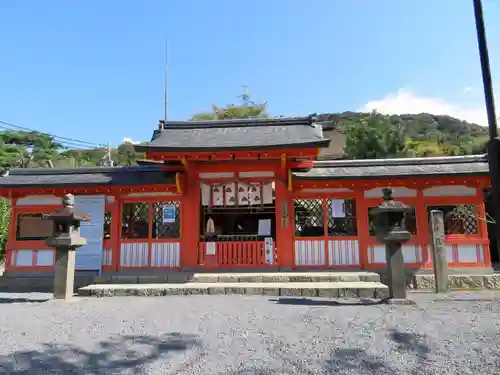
<box><xmin>0</xmin><ymin>166</ymin><xmax>176</xmax><ymax>188</ymax></box>
<box><xmin>293</xmin><ymin>155</ymin><xmax>489</xmax><ymax>180</ymax></box>
<box><xmin>134</xmin><ymin>116</ymin><xmax>330</xmax><ymax>152</ymax></box>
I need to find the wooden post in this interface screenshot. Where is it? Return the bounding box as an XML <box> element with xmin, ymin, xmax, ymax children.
<box><xmin>430</xmin><ymin>210</ymin><xmax>448</xmax><ymax>293</ymax></box>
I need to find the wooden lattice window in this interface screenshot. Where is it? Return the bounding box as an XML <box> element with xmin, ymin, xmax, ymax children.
<box><xmin>16</xmin><ymin>213</ymin><xmax>53</xmax><ymax>241</ymax></box>
<box><xmin>368</xmin><ymin>206</ymin><xmax>418</xmax><ymax>236</ymax></box>
<box><xmin>152</xmin><ymin>201</ymin><xmax>181</xmax><ymax>239</ymax></box>
<box><xmin>103</xmin><ymin>211</ymin><xmax>112</xmax><ymax>240</ymax></box>
<box><xmin>294</xmin><ymin>199</ymin><xmax>324</xmax><ymax>238</ymax></box>
<box><xmin>327</xmin><ymin>199</ymin><xmax>358</xmax><ymax>236</ymax></box>
<box><xmin>121</xmin><ymin>203</ymin><xmax>149</xmax><ymax>240</ymax></box>
<box><xmin>427</xmin><ymin>205</ymin><xmax>478</xmax><ymax>235</ymax></box>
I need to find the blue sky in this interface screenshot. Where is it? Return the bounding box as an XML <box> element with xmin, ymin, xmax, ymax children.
<box><xmin>0</xmin><ymin>1</ymin><xmax>498</xmax><ymax>148</ymax></box>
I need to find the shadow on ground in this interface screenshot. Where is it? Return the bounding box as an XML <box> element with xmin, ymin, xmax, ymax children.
<box><xmin>271</xmin><ymin>297</ymin><xmax>386</xmax><ymax>306</ymax></box>
<box><xmin>0</xmin><ymin>333</ymin><xmax>200</xmax><ymax>375</ymax></box>
<box><xmin>325</xmin><ymin>329</ymin><xmax>430</xmax><ymax>375</ymax></box>
<box><xmin>0</xmin><ymin>297</ymin><xmax>50</xmax><ymax>304</ymax></box>
<box><xmin>210</xmin><ymin>329</ymin><xmax>431</xmax><ymax>375</ymax></box>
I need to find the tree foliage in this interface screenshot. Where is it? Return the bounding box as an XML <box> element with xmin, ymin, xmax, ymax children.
<box><xmin>343</xmin><ymin>112</ymin><xmax>408</xmax><ymax>159</ymax></box>
<box><xmin>190</xmin><ymin>87</ymin><xmax>268</xmax><ymax>120</ymax></box>
<box><xmin>0</xmin><ymin>198</ymin><xmax>9</xmax><ymax>261</ymax></box>
<box><xmin>0</xmin><ymin>131</ymin><xmax>64</xmax><ymax>168</ymax></box>
<box><xmin>337</xmin><ymin>111</ymin><xmax>489</xmax><ymax>159</ymax></box>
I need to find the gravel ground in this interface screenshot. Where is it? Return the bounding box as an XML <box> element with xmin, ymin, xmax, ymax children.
<box><xmin>0</xmin><ymin>292</ymin><xmax>499</xmax><ymax>374</ymax></box>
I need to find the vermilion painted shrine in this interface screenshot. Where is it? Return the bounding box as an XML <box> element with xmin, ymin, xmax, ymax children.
<box><xmin>0</xmin><ymin>116</ymin><xmax>492</xmax><ymax>276</ymax></box>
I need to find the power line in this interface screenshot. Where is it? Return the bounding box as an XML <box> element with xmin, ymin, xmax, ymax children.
<box><xmin>0</xmin><ymin>124</ymin><xmax>98</xmax><ymax>150</ymax></box>
<box><xmin>0</xmin><ymin>119</ymin><xmax>106</xmax><ymax>148</ymax></box>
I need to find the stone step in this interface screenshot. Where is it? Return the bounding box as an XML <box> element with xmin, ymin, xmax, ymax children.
<box><xmin>411</xmin><ymin>274</ymin><xmax>500</xmax><ymax>290</ymax></box>
<box><xmin>78</xmin><ymin>281</ymin><xmax>389</xmax><ymax>298</ymax></box>
<box><xmin>95</xmin><ymin>272</ymin><xmax>381</xmax><ymax>285</ymax></box>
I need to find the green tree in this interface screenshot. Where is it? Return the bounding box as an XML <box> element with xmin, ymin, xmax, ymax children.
<box><xmin>0</xmin><ymin>131</ymin><xmax>64</xmax><ymax>169</ymax></box>
<box><xmin>0</xmin><ymin>198</ymin><xmax>10</xmax><ymax>261</ymax></box>
<box><xmin>191</xmin><ymin>87</ymin><xmax>268</xmax><ymax>120</ymax></box>
<box><xmin>343</xmin><ymin>112</ymin><xmax>408</xmax><ymax>159</ymax></box>
<box><xmin>115</xmin><ymin>142</ymin><xmax>143</xmax><ymax>166</ymax></box>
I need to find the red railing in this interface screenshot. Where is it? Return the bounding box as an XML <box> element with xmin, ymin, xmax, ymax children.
<box><xmin>198</xmin><ymin>241</ymin><xmax>276</xmax><ymax>267</ymax></box>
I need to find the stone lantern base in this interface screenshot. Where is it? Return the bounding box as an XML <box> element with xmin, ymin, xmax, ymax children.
<box><xmin>53</xmin><ymin>248</ymin><xmax>77</xmax><ymax>299</ymax></box>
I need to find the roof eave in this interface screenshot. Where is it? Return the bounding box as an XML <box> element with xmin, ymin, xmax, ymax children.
<box><xmin>292</xmin><ymin>171</ymin><xmax>490</xmax><ymax>180</ymax></box>
<box><xmin>0</xmin><ymin>180</ymin><xmax>178</xmax><ymax>189</ymax></box>
<box><xmin>134</xmin><ymin>140</ymin><xmax>330</xmax><ymax>153</ymax></box>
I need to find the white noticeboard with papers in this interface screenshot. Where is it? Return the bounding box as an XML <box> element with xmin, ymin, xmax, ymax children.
<box><xmin>264</xmin><ymin>237</ymin><xmax>274</xmax><ymax>265</ymax></box>
<box><xmin>330</xmin><ymin>199</ymin><xmax>346</xmax><ymax>218</ymax></box>
<box><xmin>258</xmin><ymin>219</ymin><xmax>271</xmax><ymax>237</ymax></box>
<box><xmin>206</xmin><ymin>242</ymin><xmax>216</xmax><ymax>255</ymax></box>
<box><xmin>162</xmin><ymin>205</ymin><xmax>176</xmax><ymax>223</ymax></box>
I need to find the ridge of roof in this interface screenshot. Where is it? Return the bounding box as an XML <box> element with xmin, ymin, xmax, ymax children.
<box><xmin>4</xmin><ymin>165</ymin><xmax>167</xmax><ymax>177</ymax></box>
<box><xmin>311</xmin><ymin>154</ymin><xmax>487</xmax><ymax>168</ymax></box>
<box><xmin>157</xmin><ymin>116</ymin><xmax>315</xmax><ymax>130</ymax></box>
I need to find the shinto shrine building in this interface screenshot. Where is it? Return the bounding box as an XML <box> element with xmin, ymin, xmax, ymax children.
<box><xmin>0</xmin><ymin>116</ymin><xmax>493</xmax><ymax>277</ymax></box>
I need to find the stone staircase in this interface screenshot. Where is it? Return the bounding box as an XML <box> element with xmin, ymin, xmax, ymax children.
<box><xmin>78</xmin><ymin>272</ymin><xmax>389</xmax><ymax>298</ymax></box>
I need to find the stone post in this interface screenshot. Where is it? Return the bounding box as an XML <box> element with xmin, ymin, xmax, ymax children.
<box><xmin>430</xmin><ymin>210</ymin><xmax>448</xmax><ymax>293</ymax></box>
<box><xmin>44</xmin><ymin>194</ymin><xmax>89</xmax><ymax>300</ymax></box>
<box><xmin>53</xmin><ymin>245</ymin><xmax>77</xmax><ymax>300</ymax></box>
<box><xmin>385</xmin><ymin>241</ymin><xmax>407</xmax><ymax>299</ymax></box>
<box><xmin>372</xmin><ymin>188</ymin><xmax>412</xmax><ymax>302</ymax></box>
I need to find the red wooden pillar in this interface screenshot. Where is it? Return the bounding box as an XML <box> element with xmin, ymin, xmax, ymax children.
<box><xmin>476</xmin><ymin>187</ymin><xmax>491</xmax><ymax>267</ymax></box>
<box><xmin>4</xmin><ymin>197</ymin><xmax>16</xmax><ymax>272</ymax></box>
<box><xmin>355</xmin><ymin>188</ymin><xmax>369</xmax><ymax>269</ymax></box>
<box><xmin>110</xmin><ymin>197</ymin><xmax>121</xmax><ymax>271</ymax></box>
<box><xmin>180</xmin><ymin>168</ymin><xmax>199</xmax><ymax>268</ymax></box>
<box><xmin>275</xmin><ymin>177</ymin><xmax>294</xmax><ymax>269</ymax></box>
<box><xmin>415</xmin><ymin>186</ymin><xmax>431</xmax><ymax>267</ymax></box>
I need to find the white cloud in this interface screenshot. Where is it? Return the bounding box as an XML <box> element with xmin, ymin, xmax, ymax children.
<box><xmin>122</xmin><ymin>137</ymin><xmax>140</xmax><ymax>144</ymax></box>
<box><xmin>360</xmin><ymin>89</ymin><xmax>488</xmax><ymax>126</ymax></box>
<box><xmin>463</xmin><ymin>86</ymin><xmax>474</xmax><ymax>93</ymax></box>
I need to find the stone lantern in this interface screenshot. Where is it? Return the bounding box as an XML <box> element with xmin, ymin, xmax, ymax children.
<box><xmin>372</xmin><ymin>188</ymin><xmax>412</xmax><ymax>300</ymax></box>
<box><xmin>43</xmin><ymin>194</ymin><xmax>89</xmax><ymax>299</ymax></box>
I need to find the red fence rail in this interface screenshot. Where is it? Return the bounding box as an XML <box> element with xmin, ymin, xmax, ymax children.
<box><xmin>198</xmin><ymin>241</ymin><xmax>276</xmax><ymax>268</ymax></box>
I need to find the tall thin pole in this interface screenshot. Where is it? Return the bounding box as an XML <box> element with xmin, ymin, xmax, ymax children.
<box><xmin>107</xmin><ymin>141</ymin><xmax>112</xmax><ymax>166</ymax></box>
<box><xmin>164</xmin><ymin>36</ymin><xmax>169</xmax><ymax>122</ymax></box>
<box><xmin>473</xmin><ymin>0</ymin><xmax>500</xmax><ymax>263</ymax></box>
<box><xmin>473</xmin><ymin>0</ymin><xmax>498</xmax><ymax>139</ymax></box>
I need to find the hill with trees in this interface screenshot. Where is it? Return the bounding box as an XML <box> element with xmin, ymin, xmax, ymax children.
<box><xmin>329</xmin><ymin>111</ymin><xmax>489</xmax><ymax>159</ymax></box>
<box><xmin>0</xmin><ymin>90</ymin><xmax>490</xmax><ymax>171</ymax></box>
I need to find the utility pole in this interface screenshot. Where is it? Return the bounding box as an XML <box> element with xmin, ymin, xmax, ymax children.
<box><xmin>473</xmin><ymin>0</ymin><xmax>500</xmax><ymax>261</ymax></box>
<box><xmin>107</xmin><ymin>141</ymin><xmax>112</xmax><ymax>166</ymax></box>
<box><xmin>164</xmin><ymin>36</ymin><xmax>169</xmax><ymax>122</ymax></box>
<box><xmin>100</xmin><ymin>142</ymin><xmax>113</xmax><ymax>167</ymax></box>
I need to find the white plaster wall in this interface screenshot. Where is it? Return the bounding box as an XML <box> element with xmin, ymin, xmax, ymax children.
<box><xmin>364</xmin><ymin>187</ymin><xmax>417</xmax><ymax>198</ymax></box>
<box><xmin>239</xmin><ymin>171</ymin><xmax>275</xmax><ymax>178</ymax></box>
<box><xmin>16</xmin><ymin>195</ymin><xmax>61</xmax><ymax>206</ymax></box>
<box><xmin>301</xmin><ymin>188</ymin><xmax>354</xmax><ymax>193</ymax></box>
<box><xmin>423</xmin><ymin>185</ymin><xmax>476</xmax><ymax>197</ymax></box>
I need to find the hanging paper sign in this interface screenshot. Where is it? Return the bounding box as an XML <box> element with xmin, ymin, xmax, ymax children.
<box><xmin>212</xmin><ymin>185</ymin><xmax>223</xmax><ymax>206</ymax></box>
<box><xmin>163</xmin><ymin>205</ymin><xmax>176</xmax><ymax>223</ymax></box>
<box><xmin>262</xmin><ymin>183</ymin><xmax>273</xmax><ymax>204</ymax></box>
<box><xmin>248</xmin><ymin>184</ymin><xmax>261</xmax><ymax>206</ymax></box>
<box><xmin>224</xmin><ymin>183</ymin><xmax>236</xmax><ymax>206</ymax></box>
<box><xmin>237</xmin><ymin>183</ymin><xmax>249</xmax><ymax>205</ymax></box>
